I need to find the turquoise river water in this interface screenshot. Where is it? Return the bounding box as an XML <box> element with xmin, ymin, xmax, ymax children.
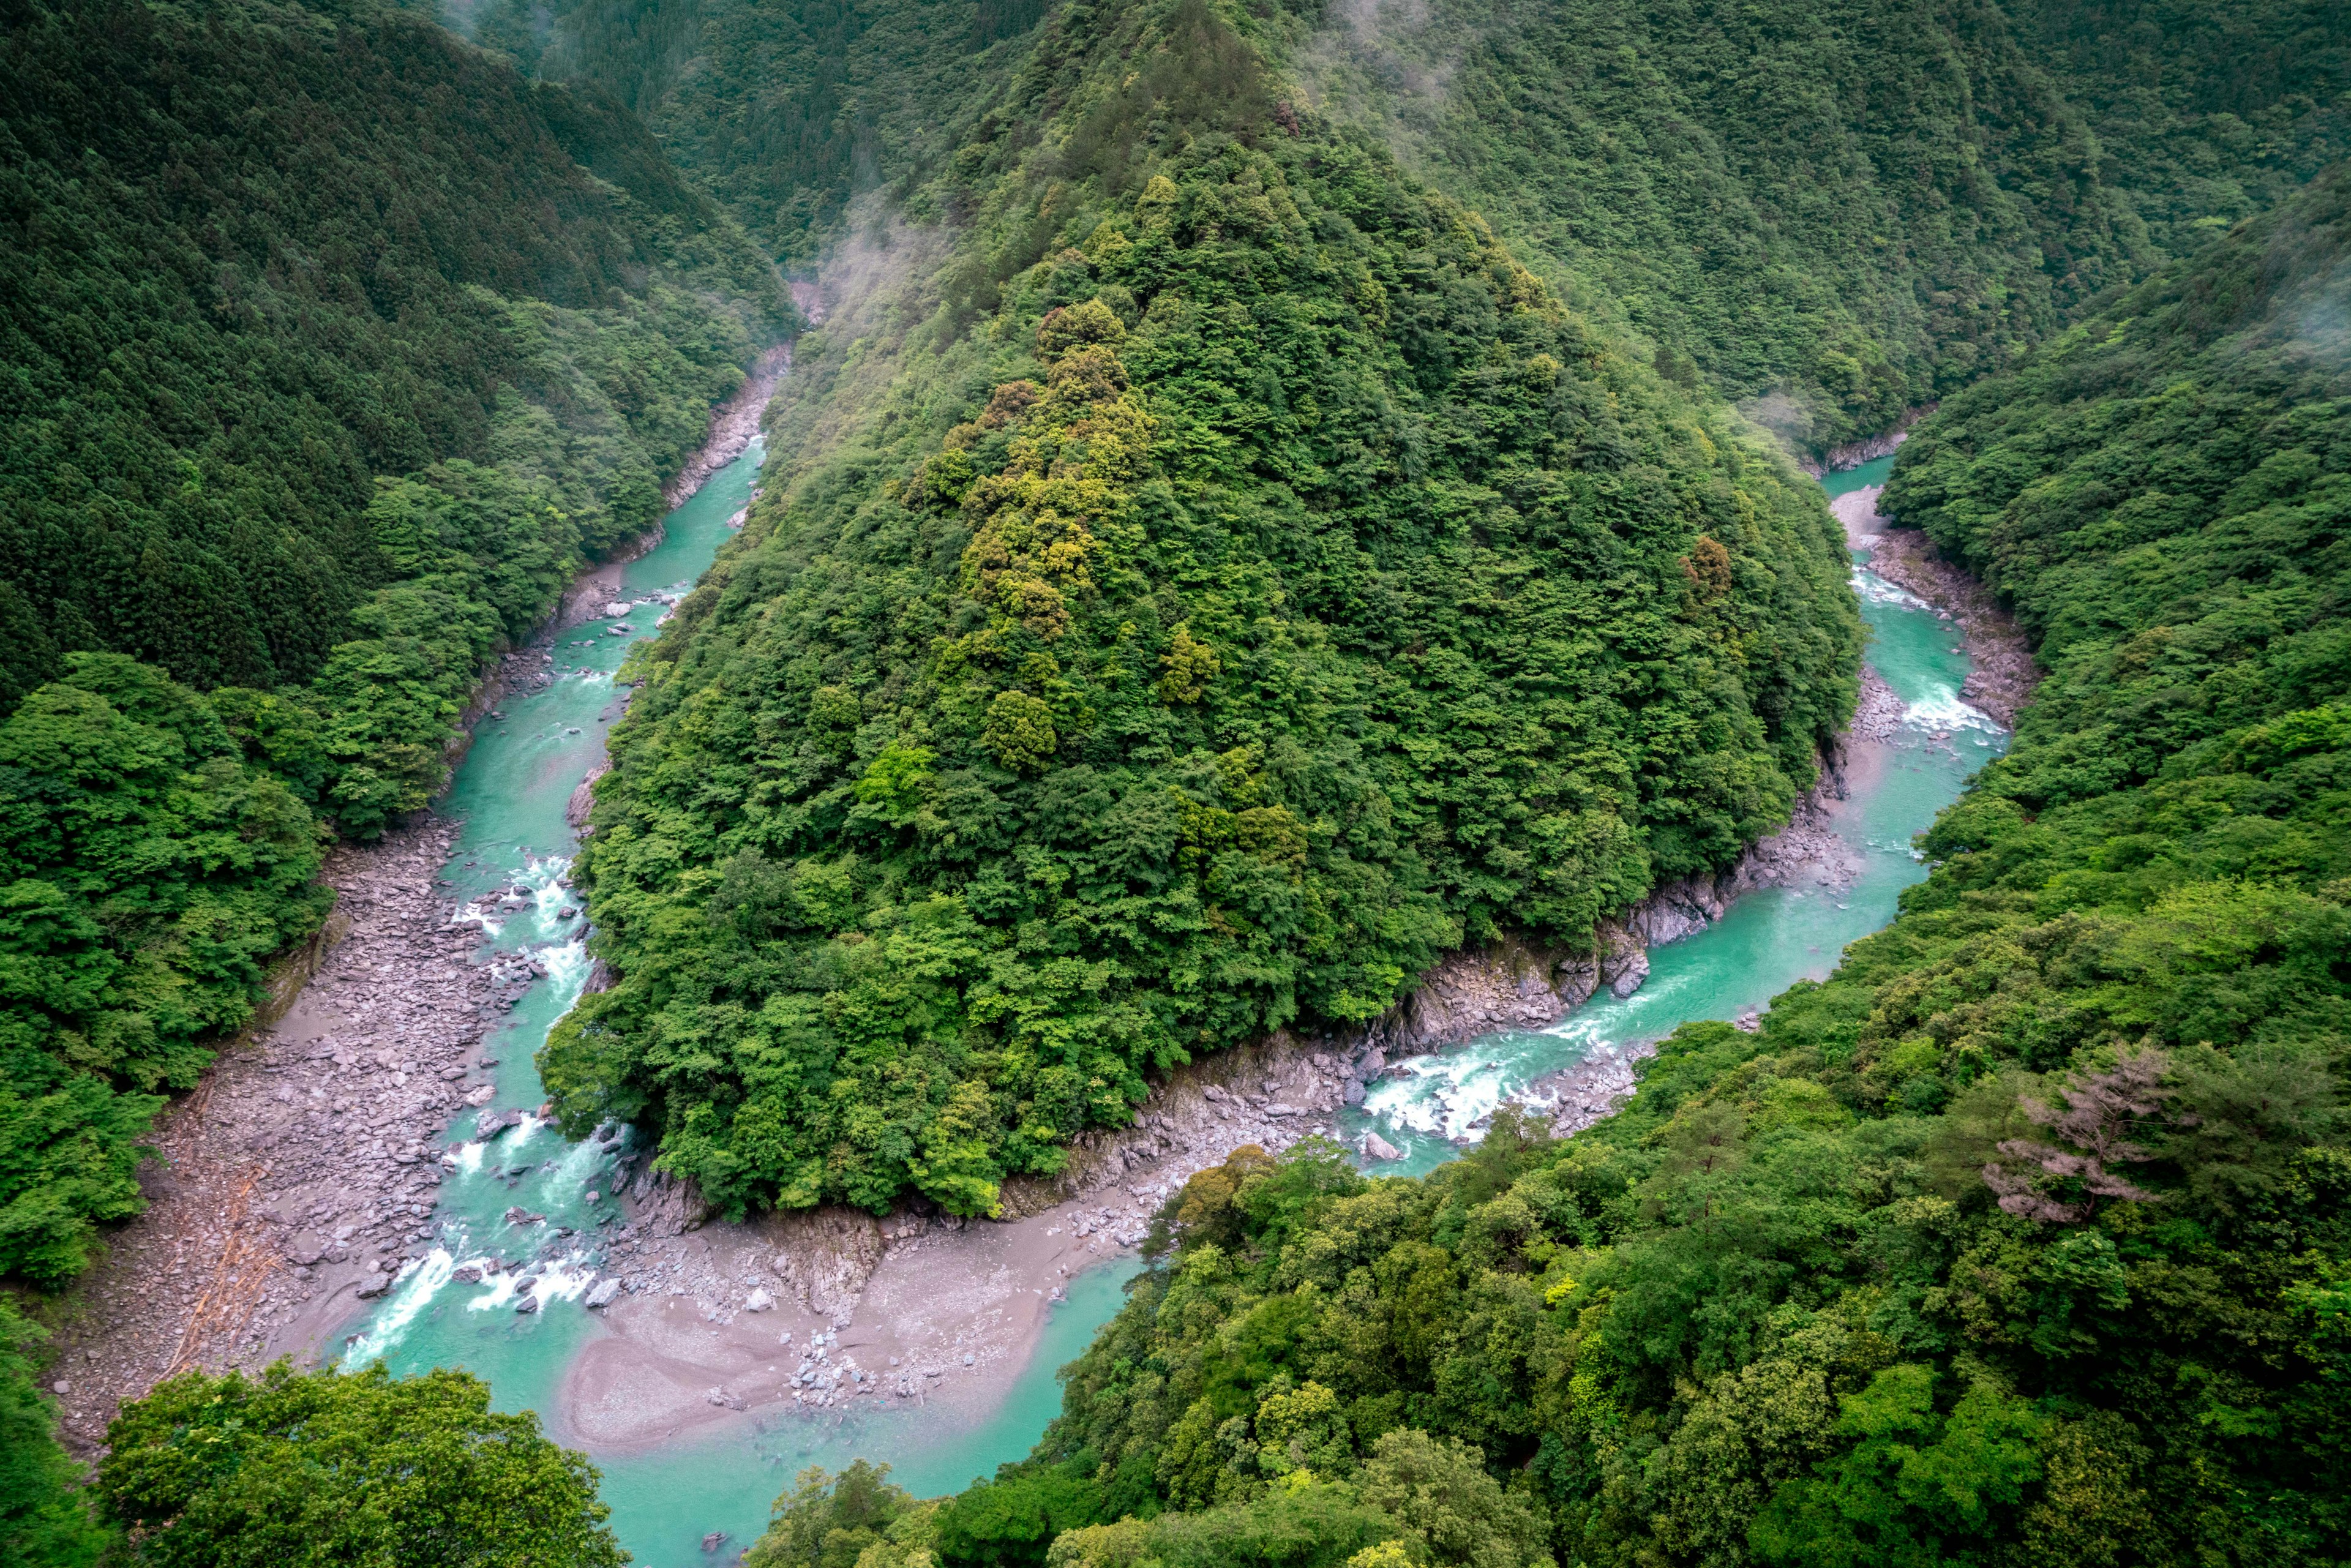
<box><xmin>337</xmin><ymin>448</ymin><xmax>2004</xmax><ymax>1562</ymax></box>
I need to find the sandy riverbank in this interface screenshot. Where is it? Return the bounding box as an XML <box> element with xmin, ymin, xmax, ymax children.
<box><xmin>546</xmin><ymin>719</ymin><xmax>1899</xmax><ymax>1451</ymax></box>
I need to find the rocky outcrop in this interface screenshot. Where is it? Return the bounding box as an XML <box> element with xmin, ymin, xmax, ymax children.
<box><xmin>1800</xmin><ymin>405</ymin><xmax>1935</xmax><ymax>476</ymax></box>
<box><xmin>564</xmin><ymin>765</ymin><xmax>607</xmax><ymax>830</ymax></box>
<box><xmin>768</xmin><ymin>1207</ymin><xmax>884</xmax><ymax>1321</ymax></box>
<box><xmin>629</xmin><ymin>1169</ymin><xmax>711</xmax><ymax>1237</ymax></box>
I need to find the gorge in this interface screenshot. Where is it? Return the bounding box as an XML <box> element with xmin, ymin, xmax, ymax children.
<box><xmin>3</xmin><ymin>2</ymin><xmax>2345</xmax><ymax>1566</ymax></box>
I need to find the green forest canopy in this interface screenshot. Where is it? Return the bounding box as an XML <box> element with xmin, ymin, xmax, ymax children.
<box><xmin>541</xmin><ymin>0</ymin><xmax>1863</xmax><ymax>1222</ymax></box>
<box><xmin>0</xmin><ymin>0</ymin><xmax>781</xmax><ymax>1290</ymax></box>
<box><xmin>475</xmin><ymin>0</ymin><xmax>2349</xmax><ymax>452</ymax></box>
<box><xmin>894</xmin><ymin>157</ymin><xmax>2351</xmax><ymax>1568</ymax></box>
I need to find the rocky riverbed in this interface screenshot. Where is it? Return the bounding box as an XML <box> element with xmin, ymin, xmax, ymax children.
<box><xmin>1835</xmin><ymin>486</ymin><xmax>2036</xmax><ymax>727</ymax></box>
<box><xmin>44</xmin><ymin>822</ymin><xmax>509</xmax><ymax>1457</ymax></box>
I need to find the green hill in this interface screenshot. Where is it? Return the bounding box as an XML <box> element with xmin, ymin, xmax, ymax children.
<box><xmin>901</xmin><ymin>156</ymin><xmax>2351</xmax><ymax>1568</ymax></box>
<box><xmin>0</xmin><ymin>0</ymin><xmax>782</xmax><ymax>1288</ymax></box>
<box><xmin>540</xmin><ymin>0</ymin><xmax>1863</xmax><ymax>1219</ymax></box>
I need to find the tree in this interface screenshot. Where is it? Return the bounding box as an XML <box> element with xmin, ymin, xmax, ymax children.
<box><xmin>747</xmin><ymin>1461</ymin><xmax>937</xmax><ymax>1568</ymax></box>
<box><xmin>1355</xmin><ymin>1430</ymin><xmax>1553</xmax><ymax>1568</ymax></box>
<box><xmin>0</xmin><ymin>1297</ymin><xmax>110</xmax><ymax>1567</ymax></box>
<box><xmin>95</xmin><ymin>1362</ymin><xmax>625</xmax><ymax>1568</ymax></box>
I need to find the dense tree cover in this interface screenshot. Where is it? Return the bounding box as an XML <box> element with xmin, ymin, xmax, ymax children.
<box><xmin>930</xmin><ymin>165</ymin><xmax>2351</xmax><ymax>1568</ymax></box>
<box><xmin>92</xmin><ymin>1361</ymin><xmax>626</xmax><ymax>1566</ymax></box>
<box><xmin>0</xmin><ymin>0</ymin><xmax>781</xmax><ymax>708</ymax></box>
<box><xmin>0</xmin><ymin>655</ymin><xmax>329</xmax><ymax>1283</ymax></box>
<box><xmin>1307</xmin><ymin>0</ymin><xmax>2351</xmax><ymax>451</ymax></box>
<box><xmin>544</xmin><ymin>0</ymin><xmax>1862</xmax><ymax>1222</ymax></box>
<box><xmin>0</xmin><ymin>1297</ymin><xmax>110</xmax><ymax>1566</ymax></box>
<box><xmin>439</xmin><ymin>0</ymin><xmax>2346</xmax><ymax>453</ymax></box>
<box><xmin>464</xmin><ymin>0</ymin><xmax>1035</xmax><ymax>268</ymax></box>
<box><xmin>0</xmin><ymin>0</ymin><xmax>782</xmax><ymax>1289</ymax></box>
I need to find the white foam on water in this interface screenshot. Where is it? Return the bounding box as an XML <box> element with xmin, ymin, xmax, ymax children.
<box><xmin>452</xmin><ymin>1141</ymin><xmax>487</xmax><ymax>1175</ymax></box>
<box><xmin>463</xmin><ymin>1251</ymin><xmax>596</xmax><ymax>1314</ymax></box>
<box><xmin>1363</xmin><ymin>1050</ymin><xmax>1515</xmax><ymax>1142</ymax></box>
<box><xmin>1853</xmin><ymin>569</ymin><xmax>1929</xmax><ymax>609</ymax></box>
<box><xmin>1902</xmin><ymin>686</ymin><xmax>2000</xmax><ymax>733</ymax></box>
<box><xmin>342</xmin><ymin>1247</ymin><xmax>457</xmax><ymax>1365</ymax></box>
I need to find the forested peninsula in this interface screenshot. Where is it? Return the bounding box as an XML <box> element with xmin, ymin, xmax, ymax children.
<box><xmin>2</xmin><ymin>0</ymin><xmax>2347</xmax><ymax>1563</ymax></box>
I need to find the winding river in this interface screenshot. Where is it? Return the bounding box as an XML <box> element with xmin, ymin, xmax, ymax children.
<box><xmin>337</xmin><ymin>446</ymin><xmax>2005</xmax><ymax>1563</ymax></box>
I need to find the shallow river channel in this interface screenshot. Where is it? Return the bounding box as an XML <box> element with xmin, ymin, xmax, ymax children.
<box><xmin>336</xmin><ymin>448</ymin><xmax>2005</xmax><ymax>1562</ymax></box>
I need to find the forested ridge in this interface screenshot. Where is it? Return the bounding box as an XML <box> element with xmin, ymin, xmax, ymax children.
<box><xmin>2</xmin><ymin>0</ymin><xmax>2347</xmax><ymax>1561</ymax></box>
<box><xmin>778</xmin><ymin>157</ymin><xmax>2351</xmax><ymax>1568</ymax></box>
<box><xmin>541</xmin><ymin>0</ymin><xmax>1863</xmax><ymax>1222</ymax></box>
<box><xmin>456</xmin><ymin>0</ymin><xmax>2348</xmax><ymax>454</ymax></box>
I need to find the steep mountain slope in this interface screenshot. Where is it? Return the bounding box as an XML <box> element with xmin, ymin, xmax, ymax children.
<box><xmin>1304</xmin><ymin>0</ymin><xmax>2351</xmax><ymax>451</ymax></box>
<box><xmin>0</xmin><ymin>0</ymin><xmax>782</xmax><ymax>1289</ymax></box>
<box><xmin>917</xmin><ymin>163</ymin><xmax>2351</xmax><ymax>1568</ymax></box>
<box><xmin>542</xmin><ymin>0</ymin><xmax>1863</xmax><ymax>1218</ymax></box>
<box><xmin>463</xmin><ymin>0</ymin><xmax>2347</xmax><ymax>456</ymax></box>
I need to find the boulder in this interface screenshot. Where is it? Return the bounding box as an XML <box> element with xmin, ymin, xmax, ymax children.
<box><xmin>585</xmin><ymin>1278</ymin><xmax>621</xmax><ymax>1309</ymax></box>
<box><xmin>769</xmin><ymin>1206</ymin><xmax>882</xmax><ymax>1316</ymax></box>
<box><xmin>1362</xmin><ymin>1131</ymin><xmax>1404</xmax><ymax>1161</ymax></box>
<box><xmin>514</xmin><ymin>1292</ymin><xmax>539</xmax><ymax>1314</ymax></box>
<box><xmin>604</xmin><ymin>602</ymin><xmax>631</xmax><ymax>618</ymax></box>
<box><xmin>744</xmin><ymin>1286</ymin><xmax>774</xmax><ymax>1313</ymax></box>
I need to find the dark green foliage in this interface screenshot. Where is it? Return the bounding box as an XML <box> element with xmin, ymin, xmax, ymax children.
<box><xmin>0</xmin><ymin>655</ymin><xmax>328</xmax><ymax>1283</ymax></box>
<box><xmin>95</xmin><ymin>1360</ymin><xmax>626</xmax><ymax>1567</ymax></box>
<box><xmin>0</xmin><ymin>1296</ymin><xmax>110</xmax><ymax>1566</ymax></box>
<box><xmin>936</xmin><ymin>1465</ymin><xmax>1107</xmax><ymax>1567</ymax></box>
<box><xmin>1007</xmin><ymin>163</ymin><xmax>2351</xmax><ymax>1568</ymax></box>
<box><xmin>1311</xmin><ymin>0</ymin><xmax>2351</xmax><ymax>452</ymax></box>
<box><xmin>483</xmin><ymin>0</ymin><xmax>1037</xmax><ymax>268</ymax></box>
<box><xmin>0</xmin><ymin>0</ymin><xmax>778</xmax><ymax>704</ymax></box>
<box><xmin>545</xmin><ymin>0</ymin><xmax>1861</xmax><ymax>1221</ymax></box>
<box><xmin>0</xmin><ymin>0</ymin><xmax>777</xmax><ymax>1286</ymax></box>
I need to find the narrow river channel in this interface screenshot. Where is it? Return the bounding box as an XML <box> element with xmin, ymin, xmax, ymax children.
<box><xmin>337</xmin><ymin>448</ymin><xmax>2005</xmax><ymax>1564</ymax></box>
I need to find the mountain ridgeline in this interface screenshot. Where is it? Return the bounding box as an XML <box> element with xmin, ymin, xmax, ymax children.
<box><xmin>542</xmin><ymin>0</ymin><xmax>1864</xmax><ymax>1220</ymax></box>
<box><xmin>1</xmin><ymin>0</ymin><xmax>2347</xmax><ymax>1563</ymax></box>
<box><xmin>489</xmin><ymin>0</ymin><xmax>2348</xmax><ymax>451</ymax></box>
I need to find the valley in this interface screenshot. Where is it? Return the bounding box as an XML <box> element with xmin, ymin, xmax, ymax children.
<box><xmin>2</xmin><ymin>2</ymin><xmax>2344</xmax><ymax>1566</ymax></box>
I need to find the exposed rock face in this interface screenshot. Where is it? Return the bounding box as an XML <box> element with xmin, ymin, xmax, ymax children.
<box><xmin>769</xmin><ymin>1207</ymin><xmax>884</xmax><ymax>1319</ymax></box>
<box><xmin>565</xmin><ymin>765</ymin><xmax>607</xmax><ymax>829</ymax></box>
<box><xmin>630</xmin><ymin>1170</ymin><xmax>711</xmax><ymax>1237</ymax></box>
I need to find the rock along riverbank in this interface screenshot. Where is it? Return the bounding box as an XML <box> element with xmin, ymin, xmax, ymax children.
<box><xmin>42</xmin><ymin>350</ymin><xmax>792</xmax><ymax>1460</ymax></box>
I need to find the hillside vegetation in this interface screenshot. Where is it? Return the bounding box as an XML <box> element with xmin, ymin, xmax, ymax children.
<box><xmin>880</xmin><ymin>162</ymin><xmax>2351</xmax><ymax>1568</ymax></box>
<box><xmin>0</xmin><ymin>0</ymin><xmax>781</xmax><ymax>1291</ymax></box>
<box><xmin>542</xmin><ymin>0</ymin><xmax>1862</xmax><ymax>1220</ymax></box>
<box><xmin>1305</xmin><ymin>0</ymin><xmax>2350</xmax><ymax>451</ymax></box>
<box><xmin>461</xmin><ymin>0</ymin><xmax>2348</xmax><ymax>454</ymax></box>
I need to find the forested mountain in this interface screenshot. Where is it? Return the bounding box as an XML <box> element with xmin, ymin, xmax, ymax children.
<box><xmin>0</xmin><ymin>0</ymin><xmax>782</xmax><ymax>1291</ymax></box>
<box><xmin>868</xmin><ymin>156</ymin><xmax>2351</xmax><ymax>1568</ymax></box>
<box><xmin>541</xmin><ymin>0</ymin><xmax>1864</xmax><ymax>1220</ymax></box>
<box><xmin>452</xmin><ymin>0</ymin><xmax>2347</xmax><ymax>452</ymax></box>
<box><xmin>1307</xmin><ymin>0</ymin><xmax>2351</xmax><ymax>449</ymax></box>
<box><xmin>4</xmin><ymin>0</ymin><xmax>2345</xmax><ymax>1561</ymax></box>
